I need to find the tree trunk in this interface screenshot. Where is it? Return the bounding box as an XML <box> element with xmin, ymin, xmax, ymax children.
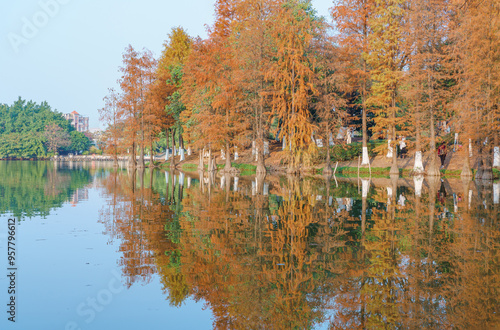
<box><xmin>211</xmin><ymin>155</ymin><xmax>217</xmax><ymax>172</ymax></box>
<box><xmin>480</xmin><ymin>111</ymin><xmax>493</xmax><ymax>180</ymax></box>
<box><xmin>323</xmin><ymin>123</ymin><xmax>333</xmax><ymax>175</ymax></box>
<box><xmin>149</xmin><ymin>138</ymin><xmax>154</xmax><ymax>167</ymax></box>
<box><xmin>494</xmin><ymin>110</ymin><xmax>500</xmax><ymax>167</ymax></box>
<box><xmin>427</xmin><ymin>110</ymin><xmax>440</xmax><ymax>177</ymax></box>
<box><xmin>256</xmin><ymin>121</ymin><xmax>266</xmax><ymax>175</ymax></box>
<box><xmin>224</xmin><ymin>142</ymin><xmax>234</xmax><ymax>173</ymax></box>
<box><xmin>461</xmin><ymin>135</ymin><xmax>473</xmax><ymax>179</ymax></box>
<box><xmin>494</xmin><ymin>146</ymin><xmax>500</xmax><ymax>168</ymax></box>
<box><xmin>138</xmin><ymin>145</ymin><xmax>144</xmax><ymax>168</ymax></box>
<box><xmin>129</xmin><ymin>141</ymin><xmax>137</xmax><ymax>168</ymax></box>
<box><xmin>198</xmin><ymin>147</ymin><xmax>205</xmax><ymax>171</ymax></box>
<box><xmin>481</xmin><ymin>141</ymin><xmax>493</xmax><ymax>180</ymax></box>
<box><xmin>208</xmin><ymin>149</ymin><xmax>212</xmax><ymax>172</ymax></box>
<box><xmin>361</xmin><ymin>65</ymin><xmax>370</xmax><ymax>166</ymax></box>
<box><xmin>287</xmin><ymin>153</ymin><xmax>297</xmax><ymax>175</ymax></box>
<box><xmin>165</xmin><ymin>129</ymin><xmax>170</xmax><ymax>161</ymax></box>
<box><xmin>170</xmin><ymin>129</ymin><xmax>176</xmax><ymax>169</ymax></box>
<box><xmin>138</xmin><ymin>128</ymin><xmax>145</xmax><ymax>168</ymax></box>
<box><xmin>389</xmin><ymin>99</ymin><xmax>399</xmax><ymax>176</ymax></box>
<box><xmin>413</xmin><ymin>103</ymin><xmax>424</xmax><ymax>174</ymax></box>
<box><xmin>256</xmin><ymin>148</ymin><xmax>266</xmax><ymax>175</ymax></box>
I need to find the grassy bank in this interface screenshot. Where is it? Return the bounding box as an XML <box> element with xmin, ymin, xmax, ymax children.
<box><xmin>329</xmin><ymin>166</ymin><xmax>499</xmax><ymax>179</ymax></box>
<box><xmin>164</xmin><ymin>161</ymin><xmax>258</xmax><ymax>176</ymax></box>
<box><xmin>161</xmin><ymin>160</ymin><xmax>500</xmax><ymax>180</ymax></box>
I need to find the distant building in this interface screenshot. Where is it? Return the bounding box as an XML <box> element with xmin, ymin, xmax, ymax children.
<box><xmin>89</xmin><ymin>128</ymin><xmax>103</xmax><ymax>147</ymax></box>
<box><xmin>63</xmin><ymin>111</ymin><xmax>89</xmax><ymax>132</ymax></box>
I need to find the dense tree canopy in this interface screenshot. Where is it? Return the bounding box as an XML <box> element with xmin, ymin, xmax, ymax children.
<box><xmin>99</xmin><ymin>0</ymin><xmax>500</xmax><ymax>177</ymax></box>
<box><xmin>0</xmin><ymin>98</ymin><xmax>92</xmax><ymax>159</ymax></box>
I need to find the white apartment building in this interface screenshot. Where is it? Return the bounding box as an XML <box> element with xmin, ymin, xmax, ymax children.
<box><xmin>63</xmin><ymin>111</ymin><xmax>89</xmax><ymax>132</ymax></box>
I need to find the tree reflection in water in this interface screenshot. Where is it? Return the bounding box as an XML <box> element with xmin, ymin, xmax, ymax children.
<box><xmin>98</xmin><ymin>170</ymin><xmax>500</xmax><ymax>329</ymax></box>
<box><xmin>0</xmin><ymin>161</ymin><xmax>93</xmax><ymax>218</ymax></box>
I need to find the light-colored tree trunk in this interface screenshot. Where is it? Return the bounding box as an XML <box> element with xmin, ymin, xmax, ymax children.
<box><xmin>361</xmin><ymin>60</ymin><xmax>370</xmax><ymax>166</ymax></box>
<box><xmin>170</xmin><ymin>129</ymin><xmax>176</xmax><ymax>169</ymax></box>
<box><xmin>198</xmin><ymin>148</ymin><xmax>204</xmax><ymax>171</ymax></box>
<box><xmin>389</xmin><ymin>98</ymin><xmax>399</xmax><ymax>176</ymax></box>
<box><xmin>493</xmin><ymin>146</ymin><xmax>500</xmax><ymax>168</ymax></box>
<box><xmin>207</xmin><ymin>149</ymin><xmax>212</xmax><ymax>172</ymax></box>
<box><xmin>413</xmin><ymin>103</ymin><xmax>424</xmax><ymax>174</ymax></box>
<box><xmin>323</xmin><ymin>122</ymin><xmax>333</xmax><ymax>175</ymax></box>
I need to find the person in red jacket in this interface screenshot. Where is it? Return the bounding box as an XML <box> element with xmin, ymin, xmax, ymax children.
<box><xmin>438</xmin><ymin>143</ymin><xmax>447</xmax><ymax>168</ymax></box>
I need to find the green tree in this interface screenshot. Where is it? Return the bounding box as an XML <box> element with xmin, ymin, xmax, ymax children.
<box><xmin>0</xmin><ymin>98</ymin><xmax>76</xmax><ymax>159</ymax></box>
<box><xmin>68</xmin><ymin>131</ymin><xmax>92</xmax><ymax>154</ymax></box>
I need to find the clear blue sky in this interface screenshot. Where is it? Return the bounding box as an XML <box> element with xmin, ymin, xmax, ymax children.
<box><xmin>0</xmin><ymin>0</ymin><xmax>332</xmax><ymax>128</ymax></box>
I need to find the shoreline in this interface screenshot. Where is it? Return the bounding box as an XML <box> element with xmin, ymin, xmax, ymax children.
<box><xmin>2</xmin><ymin>150</ymin><xmax>499</xmax><ymax>180</ymax></box>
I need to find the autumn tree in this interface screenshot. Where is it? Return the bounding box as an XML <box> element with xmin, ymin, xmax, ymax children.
<box><xmin>312</xmin><ymin>29</ymin><xmax>348</xmax><ymax>174</ymax></box>
<box><xmin>410</xmin><ymin>0</ymin><xmax>451</xmax><ymax>176</ymax></box>
<box><xmin>449</xmin><ymin>0</ymin><xmax>500</xmax><ymax>179</ymax></box>
<box><xmin>118</xmin><ymin>46</ymin><xmax>142</xmax><ymax>168</ymax></box>
<box><xmin>182</xmin><ymin>0</ymin><xmax>247</xmax><ymax>173</ymax></box>
<box><xmin>398</xmin><ymin>0</ymin><xmax>449</xmax><ymax>175</ymax></box>
<box><xmin>331</xmin><ymin>0</ymin><xmax>375</xmax><ymax>166</ymax></box>
<box><xmin>118</xmin><ymin>45</ymin><xmax>157</xmax><ymax>168</ymax></box>
<box><xmin>99</xmin><ymin>88</ymin><xmax>122</xmax><ymax>166</ymax></box>
<box><xmin>268</xmin><ymin>0</ymin><xmax>320</xmax><ymax>174</ymax></box>
<box><xmin>231</xmin><ymin>0</ymin><xmax>279</xmax><ymax>174</ymax></box>
<box><xmin>141</xmin><ymin>50</ymin><xmax>162</xmax><ymax>167</ymax></box>
<box><xmin>365</xmin><ymin>0</ymin><xmax>410</xmax><ymax>176</ymax></box>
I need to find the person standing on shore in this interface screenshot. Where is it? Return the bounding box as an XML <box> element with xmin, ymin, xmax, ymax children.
<box><xmin>399</xmin><ymin>136</ymin><xmax>407</xmax><ymax>158</ymax></box>
<box><xmin>438</xmin><ymin>143</ymin><xmax>447</xmax><ymax>168</ymax></box>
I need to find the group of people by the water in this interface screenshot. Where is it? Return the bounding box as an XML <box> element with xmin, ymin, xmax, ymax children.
<box><xmin>395</xmin><ymin>135</ymin><xmax>448</xmax><ymax>168</ymax></box>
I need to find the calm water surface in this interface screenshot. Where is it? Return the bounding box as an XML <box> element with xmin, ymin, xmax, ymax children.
<box><xmin>0</xmin><ymin>161</ymin><xmax>498</xmax><ymax>329</ymax></box>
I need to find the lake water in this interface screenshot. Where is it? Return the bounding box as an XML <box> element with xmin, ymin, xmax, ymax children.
<box><xmin>0</xmin><ymin>161</ymin><xmax>498</xmax><ymax>329</ymax></box>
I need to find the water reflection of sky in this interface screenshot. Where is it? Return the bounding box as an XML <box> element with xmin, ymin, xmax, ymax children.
<box><xmin>0</xmin><ymin>186</ymin><xmax>212</xmax><ymax>330</ymax></box>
